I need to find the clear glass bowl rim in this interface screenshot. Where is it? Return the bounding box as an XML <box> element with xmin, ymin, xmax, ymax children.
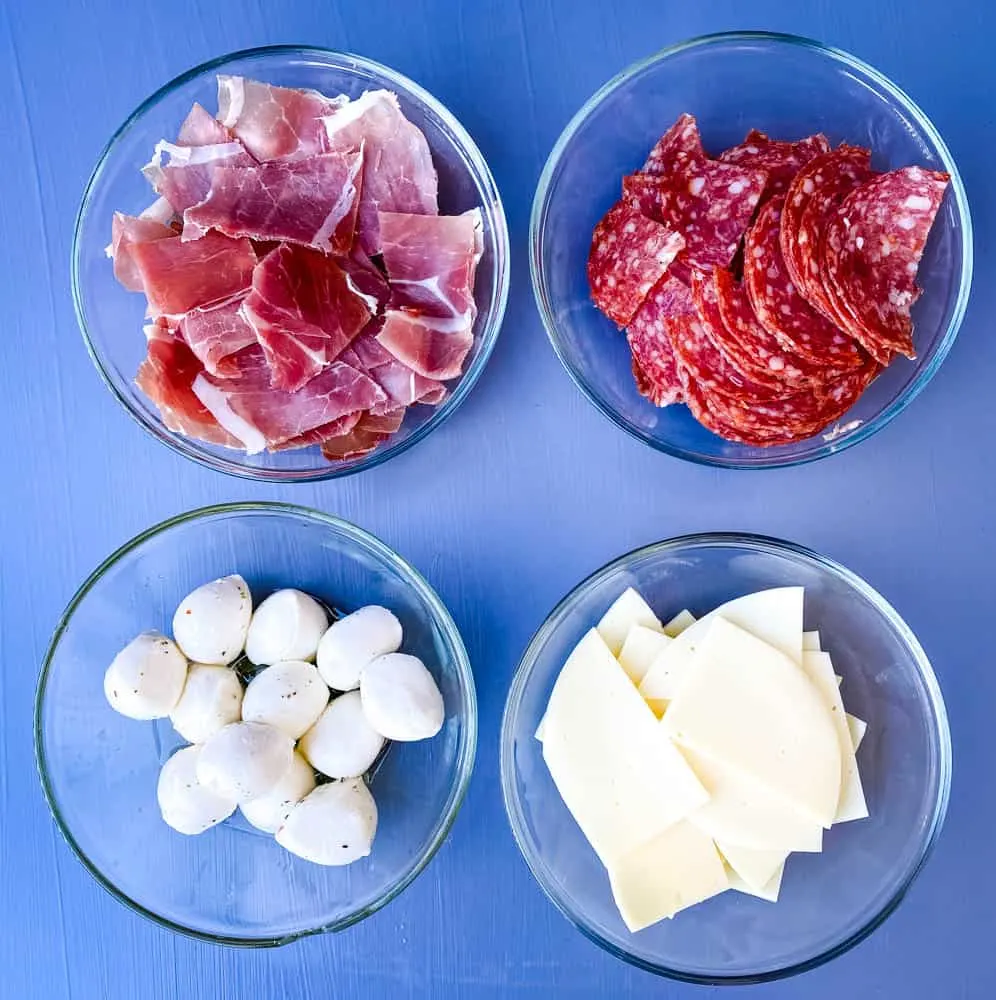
<box><xmin>499</xmin><ymin>530</ymin><xmax>952</xmax><ymax>984</ymax></box>
<box><xmin>34</xmin><ymin>501</ymin><xmax>479</xmax><ymax>946</ymax></box>
<box><xmin>72</xmin><ymin>44</ymin><xmax>511</xmax><ymax>483</ymax></box>
<box><xmin>529</xmin><ymin>29</ymin><xmax>974</xmax><ymax>470</ymax></box>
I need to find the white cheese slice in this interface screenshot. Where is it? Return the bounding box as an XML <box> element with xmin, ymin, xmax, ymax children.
<box><xmin>640</xmin><ymin>587</ymin><xmax>804</xmax><ymax>702</ymax></box>
<box><xmin>618</xmin><ymin>625</ymin><xmax>671</xmax><ymax>684</ymax></box>
<box><xmin>607</xmin><ymin>821</ymin><xmax>729</xmax><ymax>930</ymax></box>
<box><xmin>847</xmin><ymin>713</ymin><xmax>867</xmax><ymax>752</ymax></box>
<box><xmin>534</xmin><ymin>714</ymin><xmax>546</xmax><ymax>742</ymax></box>
<box><xmin>726</xmin><ymin>861</ymin><xmax>784</xmax><ymax>902</ymax></box>
<box><xmin>802</xmin><ymin>630</ymin><xmax>821</xmax><ymax>651</ymax></box>
<box><xmin>596</xmin><ymin>588</ymin><xmax>663</xmax><ymax>656</ymax></box>
<box><xmin>663</xmin><ymin>609</ymin><xmax>696</xmax><ymax>637</ymax></box>
<box><xmin>682</xmin><ymin>745</ymin><xmax>824</xmax><ymax>853</ymax></box>
<box><xmin>716</xmin><ymin>841</ymin><xmax>787</xmax><ymax>891</ymax></box>
<box><xmin>662</xmin><ymin>617</ymin><xmax>841</xmax><ymax>828</ymax></box>
<box><xmin>541</xmin><ymin>629</ymin><xmax>709</xmax><ymax>866</ymax></box>
<box><xmin>802</xmin><ymin>650</ymin><xmax>868</xmax><ymax>823</ymax></box>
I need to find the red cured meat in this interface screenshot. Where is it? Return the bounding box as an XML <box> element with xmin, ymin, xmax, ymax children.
<box><xmin>744</xmin><ymin>196</ymin><xmax>865</xmax><ymax>369</ymax></box>
<box><xmin>379</xmin><ymin>209</ymin><xmax>483</xmax><ymax>320</ymax></box>
<box><xmin>780</xmin><ymin>145</ymin><xmax>873</xmax><ymax>320</ymax></box>
<box><xmin>822</xmin><ymin>166</ymin><xmax>949</xmax><ymax>362</ymax></box>
<box><xmin>642</xmin><ymin>114</ymin><xmax>705</xmax><ymax>176</ymax></box>
<box><xmin>216</xmin><ymin>75</ymin><xmax>344</xmax><ymax>161</ymax></box>
<box><xmin>242</xmin><ymin>243</ymin><xmax>373</xmax><ymax>392</ymax></box>
<box><xmin>130</xmin><ymin>231</ymin><xmax>257</xmax><ymax>316</ymax></box>
<box><xmin>144</xmin><ymin>140</ymin><xmax>255</xmax><ymax>214</ymax></box>
<box><xmin>182</xmin><ymin>151</ymin><xmax>363</xmax><ymax>253</ymax></box>
<box><xmin>624</xmin><ymin>275</ymin><xmax>692</xmax><ymax>406</ymax></box>
<box><xmin>136</xmin><ymin>336</ymin><xmax>239</xmax><ymax>447</ymax></box>
<box><xmin>109</xmin><ymin>212</ymin><xmax>176</xmax><ymax>292</ymax></box>
<box><xmin>177</xmin><ymin>103</ymin><xmax>232</xmax><ymax>146</ymax></box>
<box><xmin>719</xmin><ymin>130</ymin><xmax>830</xmax><ymax>201</ymax></box>
<box><xmin>271</xmin><ymin>410</ymin><xmax>363</xmax><ymax>451</ymax></box>
<box><xmin>178</xmin><ymin>296</ymin><xmax>256</xmax><ymax>377</ymax></box>
<box><xmin>375</xmin><ymin>309</ymin><xmax>474</xmax><ymax>381</ymax></box>
<box><xmin>319</xmin><ymin>410</ymin><xmax>406</xmax><ymax>462</ymax></box>
<box><xmin>346</xmin><ymin>330</ymin><xmax>444</xmax><ymax>411</ymax></box>
<box><xmin>588</xmin><ymin>200</ymin><xmax>685</xmax><ymax>327</ymax></box>
<box><xmin>338</xmin><ymin>250</ymin><xmax>390</xmax><ymax>313</ymax></box>
<box><xmin>323</xmin><ymin>90</ymin><xmax>439</xmax><ymax>256</ymax></box>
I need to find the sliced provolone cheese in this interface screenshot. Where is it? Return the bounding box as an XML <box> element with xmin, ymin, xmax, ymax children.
<box><xmin>726</xmin><ymin>861</ymin><xmax>784</xmax><ymax>902</ymax></box>
<box><xmin>596</xmin><ymin>588</ymin><xmax>662</xmax><ymax>656</ymax></box>
<box><xmin>663</xmin><ymin>609</ymin><xmax>696</xmax><ymax>637</ymax></box>
<box><xmin>607</xmin><ymin>821</ymin><xmax>729</xmax><ymax>931</ymax></box>
<box><xmin>534</xmin><ymin>714</ymin><xmax>547</xmax><ymax>742</ymax></box>
<box><xmin>618</xmin><ymin>625</ymin><xmax>671</xmax><ymax>684</ymax></box>
<box><xmin>802</xmin><ymin>650</ymin><xmax>868</xmax><ymax>823</ymax></box>
<box><xmin>640</xmin><ymin>587</ymin><xmax>804</xmax><ymax>702</ymax></box>
<box><xmin>802</xmin><ymin>630</ymin><xmax>821</xmax><ymax>651</ymax></box>
<box><xmin>847</xmin><ymin>713</ymin><xmax>867</xmax><ymax>752</ymax></box>
<box><xmin>716</xmin><ymin>841</ymin><xmax>787</xmax><ymax>891</ymax></box>
<box><xmin>662</xmin><ymin>617</ymin><xmax>841</xmax><ymax>828</ymax></box>
<box><xmin>541</xmin><ymin>629</ymin><xmax>708</xmax><ymax>866</ymax></box>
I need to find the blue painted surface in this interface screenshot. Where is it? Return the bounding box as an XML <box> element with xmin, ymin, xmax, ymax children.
<box><xmin>0</xmin><ymin>0</ymin><xmax>992</xmax><ymax>996</ymax></box>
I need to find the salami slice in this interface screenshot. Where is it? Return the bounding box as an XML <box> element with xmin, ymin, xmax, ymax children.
<box><xmin>642</xmin><ymin>113</ymin><xmax>705</xmax><ymax>176</ymax></box>
<box><xmin>719</xmin><ymin>130</ymin><xmax>830</xmax><ymax>201</ymax></box>
<box><xmin>744</xmin><ymin>196</ymin><xmax>865</xmax><ymax>369</ymax></box>
<box><xmin>587</xmin><ymin>200</ymin><xmax>685</xmax><ymax>327</ymax></box>
<box><xmin>822</xmin><ymin>166</ymin><xmax>949</xmax><ymax>362</ymax></box>
<box><xmin>625</xmin><ymin>276</ymin><xmax>691</xmax><ymax>406</ymax></box>
<box><xmin>780</xmin><ymin>145</ymin><xmax>873</xmax><ymax>322</ymax></box>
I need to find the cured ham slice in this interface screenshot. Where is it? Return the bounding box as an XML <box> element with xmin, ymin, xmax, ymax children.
<box><xmin>271</xmin><ymin>410</ymin><xmax>363</xmax><ymax>451</ymax></box>
<box><xmin>375</xmin><ymin>309</ymin><xmax>473</xmax><ymax>380</ymax></box>
<box><xmin>346</xmin><ymin>330</ymin><xmax>444</xmax><ymax>410</ymax></box>
<box><xmin>143</xmin><ymin>140</ymin><xmax>255</xmax><ymax>214</ymax></box>
<box><xmin>241</xmin><ymin>243</ymin><xmax>373</xmax><ymax>392</ymax></box>
<box><xmin>182</xmin><ymin>151</ymin><xmax>363</xmax><ymax>253</ymax></box>
<box><xmin>323</xmin><ymin>90</ymin><xmax>439</xmax><ymax>255</ymax></box>
<box><xmin>217</xmin><ymin>75</ymin><xmax>344</xmax><ymax>161</ymax></box>
<box><xmin>319</xmin><ymin>409</ymin><xmax>406</xmax><ymax>461</ymax></box>
<box><xmin>130</xmin><ymin>231</ymin><xmax>257</xmax><ymax>316</ymax></box>
<box><xmin>177</xmin><ymin>103</ymin><xmax>232</xmax><ymax>146</ymax></box>
<box><xmin>108</xmin><ymin>212</ymin><xmax>176</xmax><ymax>292</ymax></box>
<box><xmin>178</xmin><ymin>296</ymin><xmax>256</xmax><ymax>377</ymax></box>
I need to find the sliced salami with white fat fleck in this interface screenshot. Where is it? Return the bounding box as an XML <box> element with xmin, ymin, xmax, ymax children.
<box><xmin>719</xmin><ymin>130</ymin><xmax>830</xmax><ymax>201</ymax></box>
<box><xmin>625</xmin><ymin>275</ymin><xmax>691</xmax><ymax>406</ymax></box>
<box><xmin>642</xmin><ymin>114</ymin><xmax>705</xmax><ymax>176</ymax></box>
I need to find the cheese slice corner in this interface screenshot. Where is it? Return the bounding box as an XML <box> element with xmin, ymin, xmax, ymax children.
<box><xmin>726</xmin><ymin>860</ymin><xmax>784</xmax><ymax>903</ymax></box>
<box><xmin>716</xmin><ymin>841</ymin><xmax>787</xmax><ymax>892</ymax></box>
<box><xmin>596</xmin><ymin>587</ymin><xmax>662</xmax><ymax>656</ymax></box>
<box><xmin>618</xmin><ymin>624</ymin><xmax>671</xmax><ymax>684</ymax></box>
<box><xmin>802</xmin><ymin>630</ymin><xmax>822</xmax><ymax>651</ymax></box>
<box><xmin>663</xmin><ymin>609</ymin><xmax>697</xmax><ymax>637</ymax></box>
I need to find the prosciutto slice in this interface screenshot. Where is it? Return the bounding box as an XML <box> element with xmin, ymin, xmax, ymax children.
<box><xmin>178</xmin><ymin>296</ymin><xmax>256</xmax><ymax>377</ymax></box>
<box><xmin>177</xmin><ymin>103</ymin><xmax>232</xmax><ymax>146</ymax></box>
<box><xmin>319</xmin><ymin>409</ymin><xmax>406</xmax><ymax>461</ymax></box>
<box><xmin>242</xmin><ymin>243</ymin><xmax>373</xmax><ymax>392</ymax></box>
<box><xmin>345</xmin><ymin>329</ymin><xmax>444</xmax><ymax>411</ymax></box>
<box><xmin>323</xmin><ymin>90</ymin><xmax>438</xmax><ymax>254</ymax></box>
<box><xmin>144</xmin><ymin>139</ymin><xmax>255</xmax><ymax>214</ymax></box>
<box><xmin>375</xmin><ymin>309</ymin><xmax>473</xmax><ymax>380</ymax></box>
<box><xmin>182</xmin><ymin>151</ymin><xmax>363</xmax><ymax>253</ymax></box>
<box><xmin>108</xmin><ymin>212</ymin><xmax>176</xmax><ymax>292</ymax></box>
<box><xmin>217</xmin><ymin>75</ymin><xmax>344</xmax><ymax>161</ymax></box>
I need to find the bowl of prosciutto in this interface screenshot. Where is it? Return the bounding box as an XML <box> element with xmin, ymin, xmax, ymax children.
<box><xmin>531</xmin><ymin>32</ymin><xmax>972</xmax><ymax>468</ymax></box>
<box><xmin>74</xmin><ymin>46</ymin><xmax>509</xmax><ymax>481</ymax></box>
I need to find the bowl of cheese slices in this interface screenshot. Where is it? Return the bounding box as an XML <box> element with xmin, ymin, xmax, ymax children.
<box><xmin>500</xmin><ymin>532</ymin><xmax>950</xmax><ymax>983</ymax></box>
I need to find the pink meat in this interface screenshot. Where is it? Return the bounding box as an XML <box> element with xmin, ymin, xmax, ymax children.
<box><xmin>319</xmin><ymin>409</ymin><xmax>405</xmax><ymax>462</ymax></box>
<box><xmin>242</xmin><ymin>243</ymin><xmax>372</xmax><ymax>392</ymax></box>
<box><xmin>177</xmin><ymin>103</ymin><xmax>232</xmax><ymax>146</ymax></box>
<box><xmin>271</xmin><ymin>410</ymin><xmax>363</xmax><ymax>451</ymax></box>
<box><xmin>182</xmin><ymin>151</ymin><xmax>363</xmax><ymax>253</ymax></box>
<box><xmin>144</xmin><ymin>139</ymin><xmax>255</xmax><ymax>214</ymax></box>
<box><xmin>322</xmin><ymin>90</ymin><xmax>439</xmax><ymax>255</ymax></box>
<box><xmin>338</xmin><ymin>249</ymin><xmax>390</xmax><ymax>311</ymax></box>
<box><xmin>178</xmin><ymin>296</ymin><xmax>256</xmax><ymax>377</ymax></box>
<box><xmin>130</xmin><ymin>231</ymin><xmax>257</xmax><ymax>316</ymax></box>
<box><xmin>216</xmin><ymin>75</ymin><xmax>345</xmax><ymax>161</ymax></box>
<box><xmin>379</xmin><ymin>209</ymin><xmax>482</xmax><ymax>320</ymax></box>
<box><xmin>375</xmin><ymin>309</ymin><xmax>473</xmax><ymax>380</ymax></box>
<box><xmin>347</xmin><ymin>329</ymin><xmax>445</xmax><ymax>411</ymax></box>
<box><xmin>109</xmin><ymin>212</ymin><xmax>176</xmax><ymax>292</ymax></box>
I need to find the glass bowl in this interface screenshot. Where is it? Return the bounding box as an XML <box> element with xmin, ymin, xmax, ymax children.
<box><xmin>531</xmin><ymin>31</ymin><xmax>972</xmax><ymax>469</ymax></box>
<box><xmin>500</xmin><ymin>532</ymin><xmax>951</xmax><ymax>983</ymax></box>
<box><xmin>35</xmin><ymin>503</ymin><xmax>476</xmax><ymax>944</ymax></box>
<box><xmin>73</xmin><ymin>46</ymin><xmax>510</xmax><ymax>482</ymax></box>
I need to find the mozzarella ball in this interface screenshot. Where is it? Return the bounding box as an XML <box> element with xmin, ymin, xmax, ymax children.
<box><xmin>158</xmin><ymin>745</ymin><xmax>237</xmax><ymax>835</ymax></box>
<box><xmin>169</xmin><ymin>663</ymin><xmax>243</xmax><ymax>743</ymax></box>
<box><xmin>104</xmin><ymin>631</ymin><xmax>188</xmax><ymax>720</ymax></box>
<box><xmin>316</xmin><ymin>605</ymin><xmax>403</xmax><ymax>691</ymax></box>
<box><xmin>299</xmin><ymin>691</ymin><xmax>384</xmax><ymax>779</ymax></box>
<box><xmin>276</xmin><ymin>779</ymin><xmax>377</xmax><ymax>866</ymax></box>
<box><xmin>240</xmin><ymin>751</ymin><xmax>316</xmax><ymax>834</ymax></box>
<box><xmin>172</xmin><ymin>574</ymin><xmax>252</xmax><ymax>665</ymax></box>
<box><xmin>241</xmin><ymin>660</ymin><xmax>329</xmax><ymax>740</ymax></box>
<box><xmin>360</xmin><ymin>653</ymin><xmax>444</xmax><ymax>741</ymax></box>
<box><xmin>196</xmin><ymin>721</ymin><xmax>293</xmax><ymax>802</ymax></box>
<box><xmin>245</xmin><ymin>589</ymin><xmax>328</xmax><ymax>666</ymax></box>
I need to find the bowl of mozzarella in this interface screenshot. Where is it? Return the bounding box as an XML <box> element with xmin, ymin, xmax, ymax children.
<box><xmin>35</xmin><ymin>503</ymin><xmax>476</xmax><ymax>944</ymax></box>
<box><xmin>500</xmin><ymin>533</ymin><xmax>950</xmax><ymax>983</ymax></box>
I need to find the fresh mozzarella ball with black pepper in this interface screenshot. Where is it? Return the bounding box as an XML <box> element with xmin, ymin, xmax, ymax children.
<box><xmin>239</xmin><ymin>751</ymin><xmax>316</xmax><ymax>834</ymax></box>
<box><xmin>245</xmin><ymin>590</ymin><xmax>329</xmax><ymax>666</ymax></box>
<box><xmin>276</xmin><ymin>779</ymin><xmax>377</xmax><ymax>866</ymax></box>
<box><xmin>360</xmin><ymin>653</ymin><xmax>444</xmax><ymax>741</ymax></box>
<box><xmin>172</xmin><ymin>574</ymin><xmax>252</xmax><ymax>666</ymax></box>
<box><xmin>169</xmin><ymin>663</ymin><xmax>243</xmax><ymax>744</ymax></box>
<box><xmin>157</xmin><ymin>745</ymin><xmax>237</xmax><ymax>835</ymax></box>
<box><xmin>316</xmin><ymin>605</ymin><xmax>403</xmax><ymax>691</ymax></box>
<box><xmin>103</xmin><ymin>631</ymin><xmax>188</xmax><ymax>720</ymax></box>
<box><xmin>299</xmin><ymin>691</ymin><xmax>384</xmax><ymax>779</ymax></box>
<box><xmin>241</xmin><ymin>660</ymin><xmax>329</xmax><ymax>740</ymax></box>
<box><xmin>196</xmin><ymin>721</ymin><xmax>293</xmax><ymax>803</ymax></box>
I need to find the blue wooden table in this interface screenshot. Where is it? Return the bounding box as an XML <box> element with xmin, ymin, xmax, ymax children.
<box><xmin>2</xmin><ymin>0</ymin><xmax>992</xmax><ymax>996</ymax></box>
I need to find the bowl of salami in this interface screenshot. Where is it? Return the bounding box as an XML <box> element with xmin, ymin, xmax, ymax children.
<box><xmin>531</xmin><ymin>31</ymin><xmax>972</xmax><ymax>468</ymax></box>
<box><xmin>73</xmin><ymin>46</ymin><xmax>509</xmax><ymax>481</ymax></box>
